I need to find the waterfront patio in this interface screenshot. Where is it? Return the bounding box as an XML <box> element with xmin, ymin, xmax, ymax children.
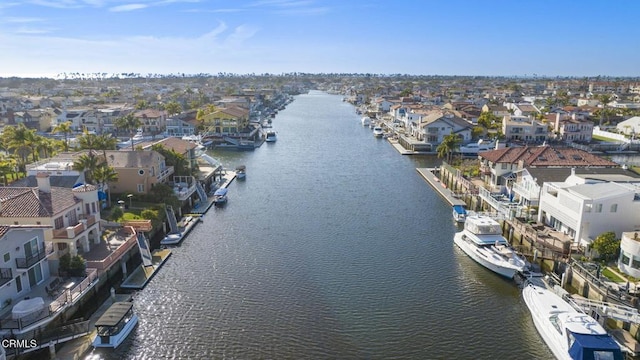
<box><xmin>0</xmin><ymin>268</ymin><xmax>98</xmax><ymax>334</ymax></box>
<box><xmin>84</xmin><ymin>226</ymin><xmax>137</xmax><ymax>274</ymax></box>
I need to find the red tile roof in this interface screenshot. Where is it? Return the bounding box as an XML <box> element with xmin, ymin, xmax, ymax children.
<box><xmin>479</xmin><ymin>146</ymin><xmax>618</xmax><ymax>167</ymax></box>
<box><xmin>0</xmin><ymin>187</ymin><xmax>79</xmax><ymax>217</ymax></box>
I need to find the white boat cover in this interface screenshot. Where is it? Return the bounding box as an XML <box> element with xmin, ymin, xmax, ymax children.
<box><xmin>12</xmin><ymin>297</ymin><xmax>45</xmax><ymax>319</ymax></box>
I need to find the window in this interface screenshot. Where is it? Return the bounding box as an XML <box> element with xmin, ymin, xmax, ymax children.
<box><xmin>3</xmin><ymin>253</ymin><xmax>9</xmax><ymax>263</ymax></box>
<box><xmin>611</xmin><ymin>204</ymin><xmax>618</xmax><ymax>213</ymax></box>
<box><xmin>137</xmin><ymin>184</ymin><xmax>145</xmax><ymax>193</ymax></box>
<box><xmin>585</xmin><ymin>203</ymin><xmax>592</xmax><ymax>212</ymax></box>
<box><xmin>92</xmin><ymin>202</ymin><xmax>96</xmax><ymax>213</ymax></box>
<box><xmin>621</xmin><ymin>253</ymin><xmax>631</xmax><ymax>265</ymax></box>
<box><xmin>54</xmin><ymin>216</ymin><xmax>64</xmax><ymax>229</ymax></box>
<box><xmin>595</xmin><ymin>204</ymin><xmax>602</xmax><ymax>213</ymax></box>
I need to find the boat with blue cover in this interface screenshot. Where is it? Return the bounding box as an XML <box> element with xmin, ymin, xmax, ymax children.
<box><xmin>213</xmin><ymin>187</ymin><xmax>228</xmax><ymax>206</ymax></box>
<box><xmin>523</xmin><ymin>282</ymin><xmax>623</xmax><ymax>360</ymax></box>
<box><xmin>452</xmin><ymin>205</ymin><xmax>467</xmax><ymax>223</ymax></box>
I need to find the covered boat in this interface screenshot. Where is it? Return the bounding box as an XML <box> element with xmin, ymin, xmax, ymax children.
<box><xmin>93</xmin><ymin>301</ymin><xmax>138</xmax><ymax>348</ymax></box>
<box><xmin>213</xmin><ymin>187</ymin><xmax>228</xmax><ymax>205</ymax></box>
<box><xmin>452</xmin><ymin>205</ymin><xmax>467</xmax><ymax>223</ymax></box>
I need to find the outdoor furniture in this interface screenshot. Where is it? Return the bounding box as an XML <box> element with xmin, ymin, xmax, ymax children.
<box><xmin>11</xmin><ymin>297</ymin><xmax>45</xmax><ymax>320</ymax></box>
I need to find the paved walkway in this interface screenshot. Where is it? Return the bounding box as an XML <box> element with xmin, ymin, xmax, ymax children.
<box><xmin>416</xmin><ymin>168</ymin><xmax>466</xmax><ymax>207</ymax></box>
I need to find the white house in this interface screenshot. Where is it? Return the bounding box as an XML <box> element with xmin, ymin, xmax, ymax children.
<box><xmin>412</xmin><ymin>112</ymin><xmax>473</xmax><ymax>145</ymax></box>
<box><xmin>619</xmin><ymin>231</ymin><xmax>640</xmax><ymax>278</ymax></box>
<box><xmin>538</xmin><ymin>178</ymin><xmax>640</xmax><ymax>249</ymax></box>
<box><xmin>616</xmin><ymin>116</ymin><xmax>640</xmax><ymax>136</ymax></box>
<box><xmin>0</xmin><ymin>226</ymin><xmax>51</xmax><ymax>309</ymax></box>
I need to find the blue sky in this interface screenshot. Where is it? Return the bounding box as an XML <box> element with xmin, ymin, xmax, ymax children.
<box><xmin>1</xmin><ymin>0</ymin><xmax>638</xmax><ymax>78</ymax></box>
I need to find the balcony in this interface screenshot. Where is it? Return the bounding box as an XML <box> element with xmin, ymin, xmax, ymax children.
<box><xmin>15</xmin><ymin>246</ymin><xmax>48</xmax><ymax>269</ymax></box>
<box><xmin>52</xmin><ymin>215</ymin><xmax>98</xmax><ymax>240</ymax></box>
<box><xmin>0</xmin><ymin>268</ymin><xmax>12</xmax><ymax>287</ymax></box>
<box><xmin>512</xmin><ymin>182</ymin><xmax>540</xmax><ymax>201</ymax></box>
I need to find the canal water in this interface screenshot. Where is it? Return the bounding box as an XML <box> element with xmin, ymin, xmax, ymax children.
<box><xmin>88</xmin><ymin>91</ymin><xmax>553</xmax><ymax>359</ymax></box>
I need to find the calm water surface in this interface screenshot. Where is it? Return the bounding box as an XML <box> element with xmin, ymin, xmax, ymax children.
<box><xmin>87</xmin><ymin>91</ymin><xmax>552</xmax><ymax>359</ymax></box>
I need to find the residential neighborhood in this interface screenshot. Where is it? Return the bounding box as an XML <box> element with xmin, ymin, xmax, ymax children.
<box><xmin>2</xmin><ymin>74</ymin><xmax>640</xmax><ymax>358</ymax></box>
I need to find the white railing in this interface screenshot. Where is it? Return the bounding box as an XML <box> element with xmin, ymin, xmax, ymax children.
<box><xmin>512</xmin><ymin>182</ymin><xmax>540</xmax><ymax>201</ymax></box>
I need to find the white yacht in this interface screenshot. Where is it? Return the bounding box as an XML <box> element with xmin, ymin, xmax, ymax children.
<box><xmin>372</xmin><ymin>126</ymin><xmax>384</xmax><ymax>137</ymax></box>
<box><xmin>523</xmin><ymin>282</ymin><xmax>623</xmax><ymax>360</ymax></box>
<box><xmin>361</xmin><ymin>117</ymin><xmax>371</xmax><ymax>126</ymax></box>
<box><xmin>93</xmin><ymin>301</ymin><xmax>138</xmax><ymax>349</ymax></box>
<box><xmin>457</xmin><ymin>139</ymin><xmax>496</xmax><ymax>155</ymax></box>
<box><xmin>453</xmin><ymin>215</ymin><xmax>527</xmax><ymax>278</ymax></box>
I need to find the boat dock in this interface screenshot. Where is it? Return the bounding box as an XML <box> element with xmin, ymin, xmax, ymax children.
<box><xmin>50</xmin><ymin>293</ymin><xmax>133</xmax><ymax>360</ymax></box>
<box><xmin>416</xmin><ymin>168</ymin><xmax>466</xmax><ymax>207</ymax></box>
<box><xmin>191</xmin><ymin>170</ymin><xmax>236</xmax><ymax>215</ymax></box>
<box><xmin>120</xmin><ymin>249</ymin><xmax>172</xmax><ymax>290</ymax></box>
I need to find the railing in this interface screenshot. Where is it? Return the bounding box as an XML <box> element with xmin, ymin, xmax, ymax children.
<box><xmin>15</xmin><ymin>246</ymin><xmax>48</xmax><ymax>269</ymax></box>
<box><xmin>85</xmin><ymin>231</ymin><xmax>137</xmax><ymax>272</ymax></box>
<box><xmin>2</xmin><ymin>319</ymin><xmax>92</xmax><ymax>356</ymax></box>
<box><xmin>157</xmin><ymin>165</ymin><xmax>175</xmax><ymax>182</ymax></box>
<box><xmin>52</xmin><ymin>216</ymin><xmax>99</xmax><ymax>239</ymax></box>
<box><xmin>512</xmin><ymin>182</ymin><xmax>540</xmax><ymax>201</ymax></box>
<box><xmin>68</xmin><ymin>268</ymin><xmax>98</xmax><ymax>303</ymax></box>
<box><xmin>0</xmin><ymin>270</ymin><xmax>98</xmax><ymax>331</ymax></box>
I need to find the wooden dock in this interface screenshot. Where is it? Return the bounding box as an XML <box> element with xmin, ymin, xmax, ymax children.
<box><xmin>416</xmin><ymin>168</ymin><xmax>466</xmax><ymax>207</ymax></box>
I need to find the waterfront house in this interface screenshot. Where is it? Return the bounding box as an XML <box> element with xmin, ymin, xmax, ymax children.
<box><xmin>478</xmin><ymin>145</ymin><xmax>618</xmax><ymax>189</ymax></box>
<box><xmin>134</xmin><ymin>109</ymin><xmax>167</xmax><ymax>135</ymax></box>
<box><xmin>412</xmin><ymin>111</ymin><xmax>473</xmax><ymax>147</ymax></box>
<box><xmin>104</xmin><ymin>150</ymin><xmax>173</xmax><ymax>195</ymax></box>
<box><xmin>619</xmin><ymin>232</ymin><xmax>640</xmax><ymax>279</ymax></box>
<box><xmin>0</xmin><ymin>173</ymin><xmax>102</xmax><ymax>272</ymax></box>
<box><xmin>0</xmin><ymin>225</ymin><xmax>52</xmax><ymax>311</ymax></box>
<box><xmin>501</xmin><ymin>115</ymin><xmax>548</xmax><ymax>143</ymax></box>
<box><xmin>538</xmin><ymin>173</ymin><xmax>640</xmax><ymax>251</ymax></box>
<box><xmin>200</xmin><ymin>106</ymin><xmax>250</xmax><ymax>135</ymax></box>
<box><xmin>616</xmin><ymin>116</ymin><xmax>640</xmax><ymax>136</ymax></box>
<box><xmin>551</xmin><ymin>113</ymin><xmax>594</xmax><ymax>142</ymax></box>
<box><xmin>165</xmin><ymin>114</ymin><xmax>197</xmax><ymax>138</ymax></box>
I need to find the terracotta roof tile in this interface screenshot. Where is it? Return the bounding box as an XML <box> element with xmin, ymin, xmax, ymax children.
<box><xmin>480</xmin><ymin>146</ymin><xmax>618</xmax><ymax>167</ymax></box>
<box><xmin>0</xmin><ymin>187</ymin><xmax>79</xmax><ymax>218</ymax></box>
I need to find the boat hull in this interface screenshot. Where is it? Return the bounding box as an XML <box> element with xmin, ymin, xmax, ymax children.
<box><xmin>453</xmin><ymin>233</ymin><xmax>519</xmax><ymax>279</ymax></box>
<box><xmin>92</xmin><ymin>314</ymin><xmax>138</xmax><ymax>349</ymax></box>
<box><xmin>160</xmin><ymin>233</ymin><xmax>183</xmax><ymax>245</ymax></box>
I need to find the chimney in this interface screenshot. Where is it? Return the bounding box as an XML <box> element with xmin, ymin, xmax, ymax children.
<box><xmin>36</xmin><ymin>172</ymin><xmax>51</xmax><ymax>193</ymax></box>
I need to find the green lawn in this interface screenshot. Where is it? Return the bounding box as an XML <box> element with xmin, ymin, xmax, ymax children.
<box><xmin>602</xmin><ymin>267</ymin><xmax>625</xmax><ymax>282</ymax></box>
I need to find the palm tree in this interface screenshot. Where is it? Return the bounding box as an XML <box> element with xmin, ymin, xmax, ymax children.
<box><xmin>93</xmin><ymin>165</ymin><xmax>119</xmax><ymax>207</ymax></box>
<box><xmin>164</xmin><ymin>101</ymin><xmax>182</xmax><ymax>116</ymax></box>
<box><xmin>115</xmin><ymin>113</ymin><xmax>142</xmax><ymax>151</ymax></box>
<box><xmin>0</xmin><ymin>155</ymin><xmax>16</xmax><ymax>185</ymax></box>
<box><xmin>52</xmin><ymin>121</ymin><xmax>74</xmax><ymax>151</ymax></box>
<box><xmin>94</xmin><ymin>134</ymin><xmax>118</xmax><ymax>160</ymax></box>
<box><xmin>2</xmin><ymin>124</ymin><xmax>36</xmax><ymax>174</ymax></box>
<box><xmin>72</xmin><ymin>153</ymin><xmax>103</xmax><ymax>184</ymax></box>
<box><xmin>597</xmin><ymin>94</ymin><xmax>613</xmax><ymax>127</ymax></box>
<box><xmin>436</xmin><ymin>132</ymin><xmax>462</xmax><ymax>163</ymax></box>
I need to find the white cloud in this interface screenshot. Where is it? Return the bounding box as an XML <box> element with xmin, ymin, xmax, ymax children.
<box><xmin>4</xmin><ymin>17</ymin><xmax>44</xmax><ymax>23</ymax></box>
<box><xmin>109</xmin><ymin>3</ymin><xmax>149</xmax><ymax>12</ymax></box>
<box><xmin>0</xmin><ymin>24</ymin><xmax>263</xmax><ymax>77</ymax></box>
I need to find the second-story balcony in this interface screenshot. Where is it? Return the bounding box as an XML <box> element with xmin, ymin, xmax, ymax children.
<box><xmin>512</xmin><ymin>182</ymin><xmax>540</xmax><ymax>201</ymax></box>
<box><xmin>52</xmin><ymin>214</ymin><xmax>98</xmax><ymax>240</ymax></box>
<box><xmin>172</xmin><ymin>176</ymin><xmax>197</xmax><ymax>201</ymax></box>
<box><xmin>15</xmin><ymin>246</ymin><xmax>51</xmax><ymax>269</ymax></box>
